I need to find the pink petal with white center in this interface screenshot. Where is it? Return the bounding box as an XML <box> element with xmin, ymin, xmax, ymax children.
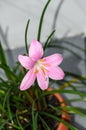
<box><xmin>20</xmin><ymin>69</ymin><xmax>36</xmax><ymax>91</ymax></box>
<box><xmin>44</xmin><ymin>54</ymin><xmax>63</xmax><ymax>66</ymax></box>
<box><xmin>49</xmin><ymin>66</ymin><xmax>65</xmax><ymax>80</ymax></box>
<box><xmin>18</xmin><ymin>55</ymin><xmax>35</xmax><ymax>69</ymax></box>
<box><xmin>37</xmin><ymin>71</ymin><xmax>49</xmax><ymax>90</ymax></box>
<box><xmin>29</xmin><ymin>40</ymin><xmax>43</xmax><ymax>61</ymax></box>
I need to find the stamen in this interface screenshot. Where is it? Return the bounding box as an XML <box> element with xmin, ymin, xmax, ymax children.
<box><xmin>40</xmin><ymin>59</ymin><xmax>46</xmax><ymax>62</ymax></box>
<box><xmin>34</xmin><ymin>58</ymin><xmax>50</xmax><ymax>75</ymax></box>
<box><xmin>42</xmin><ymin>63</ymin><xmax>50</xmax><ymax>67</ymax></box>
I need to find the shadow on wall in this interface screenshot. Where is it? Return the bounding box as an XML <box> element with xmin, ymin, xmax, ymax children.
<box><xmin>0</xmin><ymin>0</ymin><xmax>85</xmax><ymax>75</ymax></box>
<box><xmin>0</xmin><ymin>25</ymin><xmax>14</xmax><ymax>67</ymax></box>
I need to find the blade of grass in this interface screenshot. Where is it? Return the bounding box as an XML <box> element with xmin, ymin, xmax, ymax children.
<box><xmin>44</xmin><ymin>30</ymin><xmax>55</xmax><ymax>50</ymax></box>
<box><xmin>25</xmin><ymin>19</ymin><xmax>30</xmax><ymax>53</ymax></box>
<box><xmin>0</xmin><ymin>119</ymin><xmax>9</xmax><ymax>130</ymax></box>
<box><xmin>40</xmin><ymin>111</ymin><xmax>78</xmax><ymax>130</ymax></box>
<box><xmin>42</xmin><ymin>89</ymin><xmax>86</xmax><ymax>97</ymax></box>
<box><xmin>16</xmin><ymin>112</ymin><xmax>24</xmax><ymax>130</ymax></box>
<box><xmin>0</xmin><ymin>64</ymin><xmax>17</xmax><ymax>80</ymax></box>
<box><xmin>37</xmin><ymin>0</ymin><xmax>51</xmax><ymax>41</ymax></box>
<box><xmin>2</xmin><ymin>87</ymin><xmax>12</xmax><ymax>117</ymax></box>
<box><xmin>24</xmin><ymin>91</ymin><xmax>34</xmax><ymax>105</ymax></box>
<box><xmin>39</xmin><ymin>115</ymin><xmax>50</xmax><ymax>130</ymax></box>
<box><xmin>62</xmin><ymin>98</ymin><xmax>86</xmax><ymax>103</ymax></box>
<box><xmin>7</xmin><ymin>95</ymin><xmax>13</xmax><ymax>122</ymax></box>
<box><xmin>60</xmin><ymin>106</ymin><xmax>86</xmax><ymax>117</ymax></box>
<box><xmin>0</xmin><ymin>43</ymin><xmax>16</xmax><ymax>80</ymax></box>
<box><xmin>13</xmin><ymin>62</ymin><xmax>20</xmax><ymax>73</ymax></box>
<box><xmin>32</xmin><ymin>102</ymin><xmax>38</xmax><ymax>130</ymax></box>
<box><xmin>0</xmin><ymin>42</ymin><xmax>7</xmax><ymax>65</ymax></box>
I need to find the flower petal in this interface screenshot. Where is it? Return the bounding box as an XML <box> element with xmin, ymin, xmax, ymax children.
<box><xmin>18</xmin><ymin>55</ymin><xmax>35</xmax><ymax>69</ymax></box>
<box><xmin>20</xmin><ymin>69</ymin><xmax>36</xmax><ymax>91</ymax></box>
<box><xmin>29</xmin><ymin>40</ymin><xmax>43</xmax><ymax>61</ymax></box>
<box><xmin>44</xmin><ymin>54</ymin><xmax>63</xmax><ymax>66</ymax></box>
<box><xmin>49</xmin><ymin>66</ymin><xmax>65</xmax><ymax>80</ymax></box>
<box><xmin>37</xmin><ymin>72</ymin><xmax>49</xmax><ymax>90</ymax></box>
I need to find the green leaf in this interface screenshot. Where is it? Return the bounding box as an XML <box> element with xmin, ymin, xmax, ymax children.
<box><xmin>32</xmin><ymin>102</ymin><xmax>38</xmax><ymax>130</ymax></box>
<box><xmin>0</xmin><ymin>42</ymin><xmax>7</xmax><ymax>65</ymax></box>
<box><xmin>16</xmin><ymin>112</ymin><xmax>24</xmax><ymax>130</ymax></box>
<box><xmin>24</xmin><ymin>91</ymin><xmax>34</xmax><ymax>105</ymax></box>
<box><xmin>63</xmin><ymin>98</ymin><xmax>86</xmax><ymax>103</ymax></box>
<box><xmin>40</xmin><ymin>111</ymin><xmax>78</xmax><ymax>130</ymax></box>
<box><xmin>7</xmin><ymin>95</ymin><xmax>13</xmax><ymax>121</ymax></box>
<box><xmin>0</xmin><ymin>64</ymin><xmax>17</xmax><ymax>80</ymax></box>
<box><xmin>0</xmin><ymin>119</ymin><xmax>9</xmax><ymax>130</ymax></box>
<box><xmin>42</xmin><ymin>89</ymin><xmax>86</xmax><ymax>97</ymax></box>
<box><xmin>37</xmin><ymin>0</ymin><xmax>51</xmax><ymax>41</ymax></box>
<box><xmin>48</xmin><ymin>104</ymin><xmax>62</xmax><ymax>115</ymax></box>
<box><xmin>44</xmin><ymin>30</ymin><xmax>55</xmax><ymax>50</ymax></box>
<box><xmin>2</xmin><ymin>87</ymin><xmax>12</xmax><ymax>117</ymax></box>
<box><xmin>39</xmin><ymin>115</ymin><xmax>50</xmax><ymax>130</ymax></box>
<box><xmin>60</xmin><ymin>106</ymin><xmax>86</xmax><ymax>117</ymax></box>
<box><xmin>25</xmin><ymin>19</ymin><xmax>30</xmax><ymax>53</ymax></box>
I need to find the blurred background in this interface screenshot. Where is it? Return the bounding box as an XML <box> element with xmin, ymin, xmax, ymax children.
<box><xmin>0</xmin><ymin>0</ymin><xmax>86</xmax><ymax>74</ymax></box>
<box><xmin>0</xmin><ymin>0</ymin><xmax>86</xmax><ymax>129</ymax></box>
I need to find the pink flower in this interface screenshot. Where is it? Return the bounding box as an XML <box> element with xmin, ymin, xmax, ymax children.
<box><xmin>18</xmin><ymin>40</ymin><xmax>64</xmax><ymax>91</ymax></box>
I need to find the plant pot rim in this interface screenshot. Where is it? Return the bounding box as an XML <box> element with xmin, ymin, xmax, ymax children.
<box><xmin>47</xmin><ymin>87</ymin><xmax>70</xmax><ymax>130</ymax></box>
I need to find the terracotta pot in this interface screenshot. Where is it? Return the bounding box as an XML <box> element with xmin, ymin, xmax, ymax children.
<box><xmin>48</xmin><ymin>88</ymin><xmax>70</xmax><ymax>130</ymax></box>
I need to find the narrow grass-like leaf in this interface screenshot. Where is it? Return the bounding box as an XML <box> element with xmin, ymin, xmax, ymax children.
<box><xmin>49</xmin><ymin>104</ymin><xmax>62</xmax><ymax>115</ymax></box>
<box><xmin>32</xmin><ymin>102</ymin><xmax>38</xmax><ymax>130</ymax></box>
<box><xmin>76</xmin><ymin>107</ymin><xmax>86</xmax><ymax>115</ymax></box>
<box><xmin>0</xmin><ymin>42</ymin><xmax>7</xmax><ymax>65</ymax></box>
<box><xmin>39</xmin><ymin>115</ymin><xmax>50</xmax><ymax>130</ymax></box>
<box><xmin>7</xmin><ymin>95</ymin><xmax>13</xmax><ymax>121</ymax></box>
<box><xmin>2</xmin><ymin>87</ymin><xmax>12</xmax><ymax>116</ymax></box>
<box><xmin>63</xmin><ymin>98</ymin><xmax>86</xmax><ymax>103</ymax></box>
<box><xmin>16</xmin><ymin>112</ymin><xmax>24</xmax><ymax>130</ymax></box>
<box><xmin>25</xmin><ymin>19</ymin><xmax>30</xmax><ymax>53</ymax></box>
<box><xmin>0</xmin><ymin>64</ymin><xmax>17</xmax><ymax>80</ymax></box>
<box><xmin>34</xmin><ymin>112</ymin><xmax>38</xmax><ymax>130</ymax></box>
<box><xmin>24</xmin><ymin>91</ymin><xmax>34</xmax><ymax>105</ymax></box>
<box><xmin>0</xmin><ymin>89</ymin><xmax>5</xmax><ymax>95</ymax></box>
<box><xmin>65</xmin><ymin>71</ymin><xmax>86</xmax><ymax>79</ymax></box>
<box><xmin>44</xmin><ymin>30</ymin><xmax>55</xmax><ymax>50</ymax></box>
<box><xmin>37</xmin><ymin>0</ymin><xmax>51</xmax><ymax>41</ymax></box>
<box><xmin>60</xmin><ymin>106</ymin><xmax>86</xmax><ymax>117</ymax></box>
<box><xmin>40</xmin><ymin>111</ymin><xmax>78</xmax><ymax>130</ymax></box>
<box><xmin>42</xmin><ymin>89</ymin><xmax>86</xmax><ymax>97</ymax></box>
<box><xmin>13</xmin><ymin>62</ymin><xmax>20</xmax><ymax>73</ymax></box>
<box><xmin>0</xmin><ymin>119</ymin><xmax>9</xmax><ymax>130</ymax></box>
<box><xmin>0</xmin><ymin>43</ymin><xmax>16</xmax><ymax>80</ymax></box>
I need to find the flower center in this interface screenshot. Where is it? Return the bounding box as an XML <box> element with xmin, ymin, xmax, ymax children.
<box><xmin>34</xmin><ymin>59</ymin><xmax>50</xmax><ymax>75</ymax></box>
